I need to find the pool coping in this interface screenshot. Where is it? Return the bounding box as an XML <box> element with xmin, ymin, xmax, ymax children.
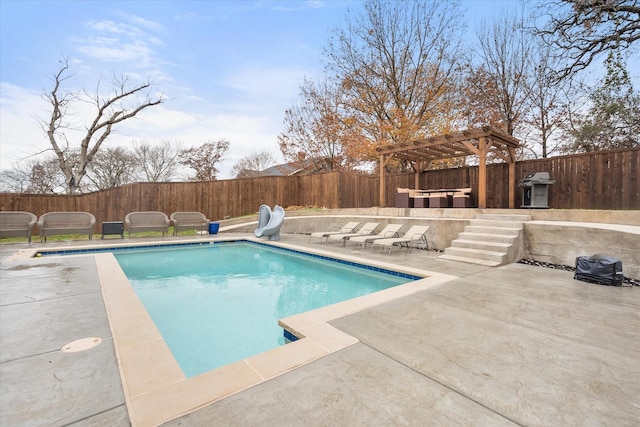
<box><xmin>11</xmin><ymin>236</ymin><xmax>458</xmax><ymax>426</ymax></box>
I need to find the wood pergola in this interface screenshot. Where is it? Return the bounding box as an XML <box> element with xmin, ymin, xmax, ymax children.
<box><xmin>377</xmin><ymin>126</ymin><xmax>520</xmax><ymax>208</ymax></box>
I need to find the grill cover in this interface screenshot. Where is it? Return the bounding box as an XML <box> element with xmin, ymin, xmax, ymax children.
<box><xmin>574</xmin><ymin>254</ymin><xmax>623</xmax><ymax>286</ymax></box>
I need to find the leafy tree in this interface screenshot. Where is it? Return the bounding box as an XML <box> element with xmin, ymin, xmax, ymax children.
<box><xmin>133</xmin><ymin>140</ymin><xmax>181</xmax><ymax>182</ymax></box>
<box><xmin>566</xmin><ymin>52</ymin><xmax>640</xmax><ymax>152</ymax></box>
<box><xmin>41</xmin><ymin>58</ymin><xmax>164</xmax><ymax>194</ymax></box>
<box><xmin>85</xmin><ymin>146</ymin><xmax>137</xmax><ymax>190</ymax></box>
<box><xmin>461</xmin><ymin>66</ymin><xmax>506</xmax><ymax>131</ymax></box>
<box><xmin>278</xmin><ymin>78</ymin><xmax>360</xmax><ymax>172</ymax></box>
<box><xmin>324</xmin><ymin>0</ymin><xmax>463</xmax><ymax>164</ymax></box>
<box><xmin>232</xmin><ymin>150</ymin><xmax>277</xmax><ymax>178</ymax></box>
<box><xmin>535</xmin><ymin>0</ymin><xmax>640</xmax><ymax>79</ymax></box>
<box><xmin>179</xmin><ymin>139</ymin><xmax>230</xmax><ymax>181</ymax></box>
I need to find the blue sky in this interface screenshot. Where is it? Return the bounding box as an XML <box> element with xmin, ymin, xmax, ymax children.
<box><xmin>1</xmin><ymin>0</ymin><xmax>631</xmax><ymax>179</ymax></box>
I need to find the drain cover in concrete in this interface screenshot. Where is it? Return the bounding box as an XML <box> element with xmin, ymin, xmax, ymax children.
<box><xmin>61</xmin><ymin>337</ymin><xmax>103</xmax><ymax>352</ymax></box>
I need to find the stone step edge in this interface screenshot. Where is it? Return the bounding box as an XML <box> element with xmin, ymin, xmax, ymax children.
<box><xmin>438</xmin><ymin>254</ymin><xmax>501</xmax><ymax>267</ymax></box>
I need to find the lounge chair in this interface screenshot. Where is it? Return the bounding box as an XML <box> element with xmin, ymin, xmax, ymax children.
<box><xmin>371</xmin><ymin>225</ymin><xmax>431</xmax><ymax>254</ymax></box>
<box><xmin>345</xmin><ymin>223</ymin><xmax>404</xmax><ymax>249</ymax></box>
<box><xmin>308</xmin><ymin>221</ymin><xmax>360</xmax><ymax>243</ymax></box>
<box><xmin>326</xmin><ymin>222</ymin><xmax>380</xmax><ymax>246</ymax></box>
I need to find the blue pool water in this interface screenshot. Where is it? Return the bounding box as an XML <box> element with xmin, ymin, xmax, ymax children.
<box><xmin>114</xmin><ymin>241</ymin><xmax>415</xmax><ymax>377</ymax></box>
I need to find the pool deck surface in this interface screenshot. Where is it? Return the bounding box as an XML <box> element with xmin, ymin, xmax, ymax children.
<box><xmin>1</xmin><ymin>233</ymin><xmax>639</xmax><ymax>426</ymax></box>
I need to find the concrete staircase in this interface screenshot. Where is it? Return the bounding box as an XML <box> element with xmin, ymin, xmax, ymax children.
<box><xmin>439</xmin><ymin>213</ymin><xmax>532</xmax><ymax>266</ymax></box>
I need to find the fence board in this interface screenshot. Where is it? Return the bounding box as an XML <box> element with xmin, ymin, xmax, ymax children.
<box><xmin>1</xmin><ymin>148</ymin><xmax>638</xmax><ymax>231</ymax></box>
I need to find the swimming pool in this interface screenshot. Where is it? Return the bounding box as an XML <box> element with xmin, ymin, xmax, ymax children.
<box><xmin>114</xmin><ymin>241</ymin><xmax>417</xmax><ymax>377</ymax></box>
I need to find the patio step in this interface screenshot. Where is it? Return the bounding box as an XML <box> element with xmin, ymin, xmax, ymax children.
<box><xmin>463</xmin><ymin>226</ymin><xmax>521</xmax><ymax>237</ymax></box>
<box><xmin>438</xmin><ymin>253</ymin><xmax>502</xmax><ymax>267</ymax></box>
<box><xmin>442</xmin><ymin>246</ymin><xmax>508</xmax><ymax>264</ymax></box>
<box><xmin>475</xmin><ymin>213</ymin><xmax>532</xmax><ymax>221</ymax></box>
<box><xmin>450</xmin><ymin>239</ymin><xmax>512</xmax><ymax>252</ymax></box>
<box><xmin>456</xmin><ymin>232</ymin><xmax>518</xmax><ymax>244</ymax></box>
<box><xmin>439</xmin><ymin>213</ymin><xmax>530</xmax><ymax>267</ymax></box>
<box><xmin>469</xmin><ymin>218</ymin><xmax>528</xmax><ymax>229</ymax></box>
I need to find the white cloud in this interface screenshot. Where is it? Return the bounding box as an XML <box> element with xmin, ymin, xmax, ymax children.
<box><xmin>223</xmin><ymin>65</ymin><xmax>314</xmax><ymax>104</ymax></box>
<box><xmin>0</xmin><ymin>73</ymin><xmax>286</xmax><ymax>180</ymax></box>
<box><xmin>127</xmin><ymin>15</ymin><xmax>165</xmax><ymax>33</ymax></box>
<box><xmin>73</xmin><ymin>16</ymin><xmax>165</xmax><ymax>70</ymax></box>
<box><xmin>109</xmin><ymin>104</ymin><xmax>284</xmax><ymax>179</ymax></box>
<box><xmin>0</xmin><ymin>83</ymin><xmax>51</xmax><ymax>170</ymax></box>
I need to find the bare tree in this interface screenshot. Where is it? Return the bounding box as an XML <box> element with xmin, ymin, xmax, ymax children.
<box><xmin>28</xmin><ymin>156</ymin><xmax>68</xmax><ymax>193</ymax></box>
<box><xmin>0</xmin><ymin>157</ymin><xmax>66</xmax><ymax>194</ymax></box>
<box><xmin>0</xmin><ymin>166</ymin><xmax>32</xmax><ymax>193</ymax></box>
<box><xmin>41</xmin><ymin>58</ymin><xmax>164</xmax><ymax>194</ymax></box>
<box><xmin>231</xmin><ymin>150</ymin><xmax>277</xmax><ymax>177</ymax></box>
<box><xmin>535</xmin><ymin>0</ymin><xmax>640</xmax><ymax>79</ymax></box>
<box><xmin>85</xmin><ymin>146</ymin><xmax>137</xmax><ymax>190</ymax></box>
<box><xmin>133</xmin><ymin>140</ymin><xmax>181</xmax><ymax>182</ymax></box>
<box><xmin>520</xmin><ymin>41</ymin><xmax>582</xmax><ymax>158</ymax></box>
<box><xmin>179</xmin><ymin>139</ymin><xmax>230</xmax><ymax>181</ymax></box>
<box><xmin>471</xmin><ymin>11</ymin><xmax>534</xmax><ymax>137</ymax></box>
<box><xmin>324</xmin><ymin>0</ymin><xmax>463</xmax><ymax>154</ymax></box>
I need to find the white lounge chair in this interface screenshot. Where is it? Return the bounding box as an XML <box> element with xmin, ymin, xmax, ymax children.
<box><xmin>345</xmin><ymin>223</ymin><xmax>404</xmax><ymax>249</ymax></box>
<box><xmin>308</xmin><ymin>221</ymin><xmax>360</xmax><ymax>243</ymax></box>
<box><xmin>327</xmin><ymin>222</ymin><xmax>380</xmax><ymax>246</ymax></box>
<box><xmin>371</xmin><ymin>225</ymin><xmax>431</xmax><ymax>254</ymax></box>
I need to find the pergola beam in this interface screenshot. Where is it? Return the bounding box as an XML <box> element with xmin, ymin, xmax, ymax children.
<box><xmin>377</xmin><ymin>126</ymin><xmax>520</xmax><ymax>208</ymax></box>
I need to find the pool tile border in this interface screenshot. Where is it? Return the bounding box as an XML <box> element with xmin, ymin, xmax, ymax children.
<box><xmin>35</xmin><ymin>239</ymin><xmax>424</xmax><ymax>281</ymax></box>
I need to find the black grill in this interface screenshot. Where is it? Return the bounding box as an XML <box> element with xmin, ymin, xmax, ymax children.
<box><xmin>519</xmin><ymin>172</ymin><xmax>556</xmax><ymax>186</ymax></box>
<box><xmin>519</xmin><ymin>172</ymin><xmax>555</xmax><ymax>208</ymax></box>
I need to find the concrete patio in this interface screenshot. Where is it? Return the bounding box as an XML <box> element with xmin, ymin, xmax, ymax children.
<box><xmin>0</xmin><ymin>231</ymin><xmax>638</xmax><ymax>426</ymax></box>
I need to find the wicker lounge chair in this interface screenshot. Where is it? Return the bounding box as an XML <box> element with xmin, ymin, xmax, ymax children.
<box><xmin>0</xmin><ymin>211</ymin><xmax>37</xmax><ymax>243</ymax></box>
<box><xmin>308</xmin><ymin>221</ymin><xmax>360</xmax><ymax>243</ymax></box>
<box><xmin>327</xmin><ymin>222</ymin><xmax>380</xmax><ymax>246</ymax></box>
<box><xmin>371</xmin><ymin>225</ymin><xmax>431</xmax><ymax>254</ymax></box>
<box><xmin>345</xmin><ymin>223</ymin><xmax>404</xmax><ymax>249</ymax></box>
<box><xmin>125</xmin><ymin>211</ymin><xmax>170</xmax><ymax>236</ymax></box>
<box><xmin>170</xmin><ymin>212</ymin><xmax>209</xmax><ymax>235</ymax></box>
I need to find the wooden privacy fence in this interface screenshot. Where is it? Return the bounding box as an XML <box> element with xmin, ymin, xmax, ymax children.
<box><xmin>385</xmin><ymin>147</ymin><xmax>639</xmax><ymax>209</ymax></box>
<box><xmin>0</xmin><ymin>148</ymin><xmax>637</xmax><ymax>229</ymax></box>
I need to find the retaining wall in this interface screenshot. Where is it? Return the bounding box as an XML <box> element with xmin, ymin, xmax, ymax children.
<box><xmin>223</xmin><ymin>208</ymin><xmax>640</xmax><ymax>279</ymax></box>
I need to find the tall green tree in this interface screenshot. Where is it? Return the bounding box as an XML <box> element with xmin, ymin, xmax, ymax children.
<box><xmin>567</xmin><ymin>52</ymin><xmax>640</xmax><ymax>152</ymax></box>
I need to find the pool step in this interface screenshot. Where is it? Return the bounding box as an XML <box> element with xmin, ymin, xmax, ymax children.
<box><xmin>439</xmin><ymin>214</ymin><xmax>531</xmax><ymax>267</ymax></box>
